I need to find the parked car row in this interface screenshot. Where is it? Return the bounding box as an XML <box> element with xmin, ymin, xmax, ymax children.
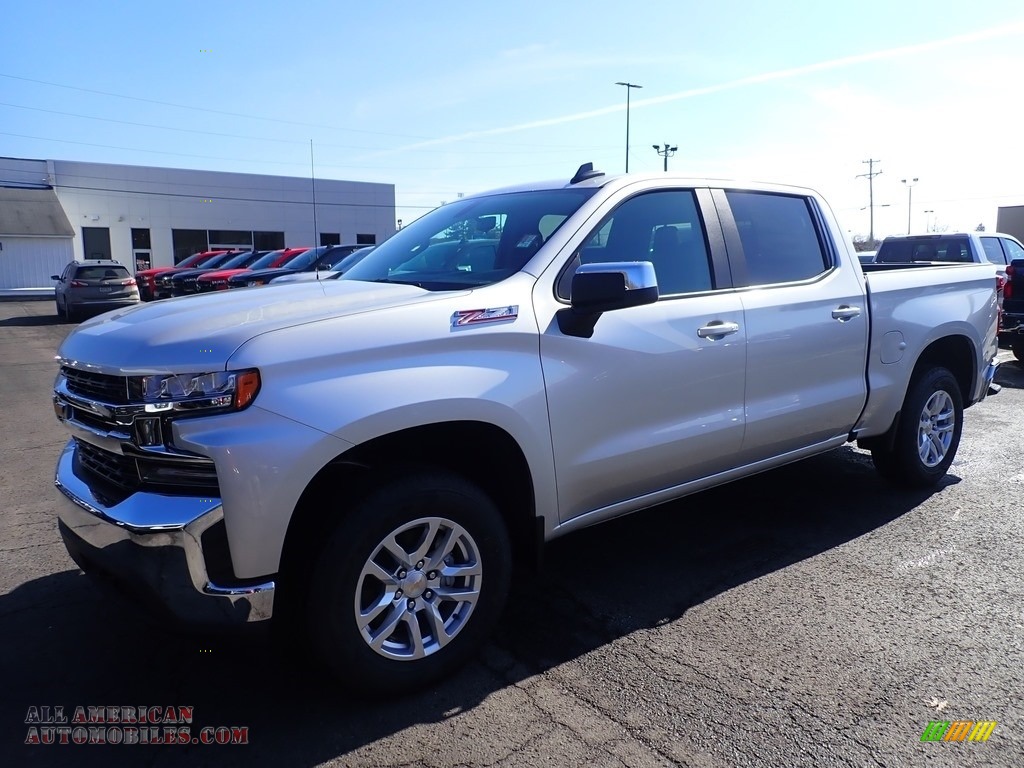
<box><xmin>137</xmin><ymin>244</ymin><xmax>372</xmax><ymax>301</ymax></box>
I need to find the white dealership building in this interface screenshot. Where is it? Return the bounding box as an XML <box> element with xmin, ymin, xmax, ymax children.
<box><xmin>0</xmin><ymin>156</ymin><xmax>396</xmax><ymax>295</ymax></box>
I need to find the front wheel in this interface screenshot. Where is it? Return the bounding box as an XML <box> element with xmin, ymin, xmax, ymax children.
<box><xmin>306</xmin><ymin>471</ymin><xmax>511</xmax><ymax>695</ymax></box>
<box><xmin>872</xmin><ymin>366</ymin><xmax>963</xmax><ymax>487</ymax></box>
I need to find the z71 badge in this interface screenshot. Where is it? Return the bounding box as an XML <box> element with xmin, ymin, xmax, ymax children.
<box><xmin>451</xmin><ymin>305</ymin><xmax>519</xmax><ymax>327</ymax></box>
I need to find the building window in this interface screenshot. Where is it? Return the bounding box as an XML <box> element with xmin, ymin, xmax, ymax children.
<box><xmin>320</xmin><ymin>233</ymin><xmax>341</xmax><ymax>246</ymax></box>
<box><xmin>131</xmin><ymin>228</ymin><xmax>151</xmax><ymax>250</ymax></box>
<box><xmin>208</xmin><ymin>230</ymin><xmax>253</xmax><ymax>249</ymax></box>
<box><xmin>82</xmin><ymin>227</ymin><xmax>112</xmax><ymax>260</ymax></box>
<box><xmin>172</xmin><ymin>229</ymin><xmax>208</xmax><ymax>264</ymax></box>
<box><xmin>254</xmin><ymin>231</ymin><xmax>285</xmax><ymax>250</ymax></box>
<box><xmin>356</xmin><ymin>233</ymin><xmax>377</xmax><ymax>245</ymax></box>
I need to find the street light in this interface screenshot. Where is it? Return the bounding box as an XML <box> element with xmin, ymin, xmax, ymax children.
<box><xmin>615</xmin><ymin>82</ymin><xmax>642</xmax><ymax>172</ymax></box>
<box><xmin>923</xmin><ymin>209</ymin><xmax>934</xmax><ymax>233</ymax></box>
<box><xmin>652</xmin><ymin>143</ymin><xmax>678</xmax><ymax>172</ymax></box>
<box><xmin>901</xmin><ymin>177</ymin><xmax>919</xmax><ymax>234</ymax></box>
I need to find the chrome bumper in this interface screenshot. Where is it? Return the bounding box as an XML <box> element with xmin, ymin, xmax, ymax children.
<box><xmin>54</xmin><ymin>441</ymin><xmax>274</xmax><ymax>625</ymax></box>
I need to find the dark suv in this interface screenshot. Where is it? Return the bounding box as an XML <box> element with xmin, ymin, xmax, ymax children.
<box><xmin>52</xmin><ymin>261</ymin><xmax>140</xmax><ymax>321</ymax></box>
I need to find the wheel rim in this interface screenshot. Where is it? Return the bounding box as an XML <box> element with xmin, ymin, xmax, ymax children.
<box><xmin>354</xmin><ymin>516</ymin><xmax>482</xmax><ymax>661</ymax></box>
<box><xmin>918</xmin><ymin>389</ymin><xmax>955</xmax><ymax>467</ymax></box>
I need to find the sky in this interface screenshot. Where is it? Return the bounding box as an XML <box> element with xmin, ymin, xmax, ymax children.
<box><xmin>3</xmin><ymin>0</ymin><xmax>1024</xmax><ymax>240</ymax></box>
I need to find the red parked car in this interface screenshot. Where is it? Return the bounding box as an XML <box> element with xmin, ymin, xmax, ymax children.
<box><xmin>135</xmin><ymin>251</ymin><xmax>231</xmax><ymax>301</ymax></box>
<box><xmin>194</xmin><ymin>248</ymin><xmax>307</xmax><ymax>292</ymax></box>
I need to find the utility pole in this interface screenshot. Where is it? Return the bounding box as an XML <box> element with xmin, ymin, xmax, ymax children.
<box><xmin>652</xmin><ymin>143</ymin><xmax>678</xmax><ymax>172</ymax></box>
<box><xmin>856</xmin><ymin>159</ymin><xmax>882</xmax><ymax>243</ymax></box>
<box><xmin>615</xmin><ymin>82</ymin><xmax>642</xmax><ymax>172</ymax></box>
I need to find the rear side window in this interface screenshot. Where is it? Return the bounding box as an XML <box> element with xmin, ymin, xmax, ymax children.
<box><xmin>980</xmin><ymin>237</ymin><xmax>1007</xmax><ymax>264</ymax></box>
<box><xmin>74</xmin><ymin>265</ymin><xmax>130</xmax><ymax>280</ymax></box>
<box><xmin>725</xmin><ymin>192</ymin><xmax>828</xmax><ymax>285</ymax></box>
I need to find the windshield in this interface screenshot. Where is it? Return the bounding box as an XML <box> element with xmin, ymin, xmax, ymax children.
<box><xmin>340</xmin><ymin>189</ymin><xmax>596</xmax><ymax>290</ymax></box>
<box><xmin>246</xmin><ymin>250</ymin><xmax>285</xmax><ymax>269</ymax></box>
<box><xmin>279</xmin><ymin>247</ymin><xmax>327</xmax><ymax>270</ymax></box>
<box><xmin>331</xmin><ymin>247</ymin><xmax>374</xmax><ymax>272</ymax></box>
<box><xmin>217</xmin><ymin>251</ymin><xmax>257</xmax><ymax>269</ymax></box>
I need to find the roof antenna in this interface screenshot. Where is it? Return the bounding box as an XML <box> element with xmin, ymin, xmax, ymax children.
<box><xmin>571</xmin><ymin>162</ymin><xmax>605</xmax><ymax>185</ymax></box>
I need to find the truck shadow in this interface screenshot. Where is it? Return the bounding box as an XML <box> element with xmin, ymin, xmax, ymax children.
<box><xmin>2</xmin><ymin>446</ymin><xmax>943</xmax><ymax>767</ymax></box>
<box><xmin>994</xmin><ymin>360</ymin><xmax>1024</xmax><ymax>389</ymax></box>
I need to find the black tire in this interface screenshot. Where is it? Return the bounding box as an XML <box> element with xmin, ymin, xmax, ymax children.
<box><xmin>55</xmin><ymin>299</ymin><xmax>65</xmax><ymax>321</ymax></box>
<box><xmin>1013</xmin><ymin>337</ymin><xmax>1024</xmax><ymax>362</ymax></box>
<box><xmin>872</xmin><ymin>366</ymin><xmax>963</xmax><ymax>487</ymax></box>
<box><xmin>306</xmin><ymin>471</ymin><xmax>511</xmax><ymax>695</ymax></box>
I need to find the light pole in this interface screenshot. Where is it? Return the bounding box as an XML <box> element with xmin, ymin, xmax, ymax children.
<box><xmin>923</xmin><ymin>209</ymin><xmax>934</xmax><ymax>233</ymax></box>
<box><xmin>901</xmin><ymin>177</ymin><xmax>919</xmax><ymax>234</ymax></box>
<box><xmin>615</xmin><ymin>82</ymin><xmax>642</xmax><ymax>172</ymax></box>
<box><xmin>652</xmin><ymin>143</ymin><xmax>678</xmax><ymax>172</ymax></box>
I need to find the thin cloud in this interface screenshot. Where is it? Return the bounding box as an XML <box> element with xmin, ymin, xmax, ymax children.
<box><xmin>362</xmin><ymin>21</ymin><xmax>1024</xmax><ymax>159</ymax></box>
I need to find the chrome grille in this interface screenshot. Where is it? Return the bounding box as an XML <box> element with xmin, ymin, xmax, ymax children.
<box><xmin>62</xmin><ymin>367</ymin><xmax>129</xmax><ymax>404</ymax></box>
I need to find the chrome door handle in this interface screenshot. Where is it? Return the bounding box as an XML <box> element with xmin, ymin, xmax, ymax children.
<box><xmin>697</xmin><ymin>321</ymin><xmax>740</xmax><ymax>339</ymax></box>
<box><xmin>831</xmin><ymin>305</ymin><xmax>861</xmax><ymax>322</ymax></box>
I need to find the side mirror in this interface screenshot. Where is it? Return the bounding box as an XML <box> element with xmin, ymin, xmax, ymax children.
<box><xmin>50</xmin><ymin>275</ymin><xmax>60</xmax><ymax>281</ymax></box>
<box><xmin>557</xmin><ymin>261</ymin><xmax>659</xmax><ymax>338</ymax></box>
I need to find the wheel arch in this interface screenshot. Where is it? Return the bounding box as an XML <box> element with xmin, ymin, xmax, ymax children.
<box><xmin>277</xmin><ymin>420</ymin><xmax>540</xmax><ymax>617</ymax></box>
<box><xmin>913</xmin><ymin>334</ymin><xmax>975</xmax><ymax>405</ymax></box>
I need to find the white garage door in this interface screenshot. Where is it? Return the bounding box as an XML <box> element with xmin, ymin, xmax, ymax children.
<box><xmin>0</xmin><ymin>237</ymin><xmax>74</xmax><ymax>290</ymax></box>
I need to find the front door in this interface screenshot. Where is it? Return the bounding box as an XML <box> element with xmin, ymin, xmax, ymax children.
<box><xmin>538</xmin><ymin>188</ymin><xmax>747</xmax><ymax>522</ymax></box>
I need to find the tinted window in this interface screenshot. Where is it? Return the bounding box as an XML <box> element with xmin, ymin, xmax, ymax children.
<box><xmin>876</xmin><ymin>236</ymin><xmax>970</xmax><ymax>263</ymax></box>
<box><xmin>74</xmin><ymin>265</ymin><xmax>129</xmax><ymax>280</ymax></box>
<box><xmin>557</xmin><ymin>190</ymin><xmax>713</xmax><ymax>299</ymax></box>
<box><xmin>725</xmin><ymin>192</ymin><xmax>827</xmax><ymax>285</ymax></box>
<box><xmin>1002</xmin><ymin>238</ymin><xmax>1024</xmax><ymax>262</ymax></box>
<box><xmin>980</xmin><ymin>237</ymin><xmax>1007</xmax><ymax>264</ymax></box>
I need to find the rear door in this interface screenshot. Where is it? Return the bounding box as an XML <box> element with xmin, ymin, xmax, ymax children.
<box><xmin>714</xmin><ymin>189</ymin><xmax>869</xmax><ymax>464</ymax></box>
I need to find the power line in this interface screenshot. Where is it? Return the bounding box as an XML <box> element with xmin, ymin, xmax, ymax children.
<box><xmin>0</xmin><ymin>71</ymin><xmax>610</xmax><ymax>151</ymax></box>
<box><xmin>0</xmin><ymin>101</ymin><xmax>613</xmax><ymax>155</ymax></box>
<box><xmin>0</xmin><ymin>178</ymin><xmax>436</xmax><ymax>210</ymax></box>
<box><xmin>0</xmin><ymin>132</ymin><xmax>579</xmax><ymax>172</ymax></box>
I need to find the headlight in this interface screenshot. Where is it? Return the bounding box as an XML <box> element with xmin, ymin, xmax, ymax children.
<box><xmin>129</xmin><ymin>369</ymin><xmax>260</xmax><ymax>413</ymax></box>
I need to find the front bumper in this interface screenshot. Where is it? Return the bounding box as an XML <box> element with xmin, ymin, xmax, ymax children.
<box><xmin>54</xmin><ymin>441</ymin><xmax>274</xmax><ymax>625</ymax></box>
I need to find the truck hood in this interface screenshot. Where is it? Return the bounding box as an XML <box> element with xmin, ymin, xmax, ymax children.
<box><xmin>57</xmin><ymin>280</ymin><xmax>458</xmax><ymax>375</ymax></box>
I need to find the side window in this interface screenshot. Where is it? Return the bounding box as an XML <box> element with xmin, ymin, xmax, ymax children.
<box><xmin>1001</xmin><ymin>238</ymin><xmax>1024</xmax><ymax>263</ymax></box>
<box><xmin>725</xmin><ymin>191</ymin><xmax>829</xmax><ymax>286</ymax></box>
<box><xmin>980</xmin><ymin>237</ymin><xmax>1007</xmax><ymax>265</ymax></box>
<box><xmin>557</xmin><ymin>190</ymin><xmax>713</xmax><ymax>300</ymax></box>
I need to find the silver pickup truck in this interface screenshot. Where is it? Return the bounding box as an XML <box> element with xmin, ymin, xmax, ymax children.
<box><xmin>52</xmin><ymin>165</ymin><xmax>999</xmax><ymax>693</ymax></box>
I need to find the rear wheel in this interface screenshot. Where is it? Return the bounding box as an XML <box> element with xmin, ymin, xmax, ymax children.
<box><xmin>872</xmin><ymin>366</ymin><xmax>963</xmax><ymax>487</ymax></box>
<box><xmin>306</xmin><ymin>471</ymin><xmax>511</xmax><ymax>695</ymax></box>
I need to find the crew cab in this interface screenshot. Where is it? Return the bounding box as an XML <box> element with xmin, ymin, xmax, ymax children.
<box><xmin>52</xmin><ymin>166</ymin><xmax>999</xmax><ymax>695</ymax></box>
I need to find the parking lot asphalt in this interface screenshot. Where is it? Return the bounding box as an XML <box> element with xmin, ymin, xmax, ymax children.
<box><xmin>1</xmin><ymin>298</ymin><xmax>1022</xmax><ymax>768</ymax></box>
